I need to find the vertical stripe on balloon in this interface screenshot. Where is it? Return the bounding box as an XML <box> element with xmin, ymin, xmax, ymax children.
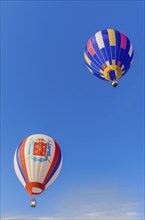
<box><xmin>112</xmin><ymin>60</ymin><xmax>115</xmax><ymax>65</ymax></box>
<box><xmin>120</xmin><ymin>32</ymin><xmax>127</xmax><ymax>49</ymax></box>
<box><xmin>108</xmin><ymin>29</ymin><xmax>116</xmax><ymax>46</ymax></box>
<box><xmin>19</xmin><ymin>138</ymin><xmax>29</xmax><ymax>183</ymax></box>
<box><xmin>95</xmin><ymin>31</ymin><xmax>105</xmax><ymax>49</ymax></box>
<box><xmin>109</xmin><ymin>70</ymin><xmax>116</xmax><ymax>80</ymax></box>
<box><xmin>111</xmin><ymin>46</ymin><xmax>115</xmax><ymax>61</ymax></box>
<box><xmin>120</xmin><ymin>38</ymin><xmax>131</xmax><ymax>67</ymax></box>
<box><xmin>91</xmin><ymin>36</ymin><xmax>106</xmax><ymax>65</ymax></box>
<box><xmin>115</xmin><ymin>30</ymin><xmax>121</xmax><ymax>65</ymax></box>
<box><xmin>86</xmin><ymin>63</ymin><xmax>102</xmax><ymax>75</ymax></box>
<box><xmin>87</xmin><ymin>66</ymin><xmax>94</xmax><ymax>74</ymax></box>
<box><xmin>102</xmin><ymin>29</ymin><xmax>112</xmax><ymax>65</ymax></box>
<box><xmin>17</xmin><ymin>145</ymin><xmax>27</xmax><ymax>183</ymax></box>
<box><xmin>85</xmin><ymin>46</ymin><xmax>102</xmax><ymax>69</ymax></box>
<box><xmin>106</xmin><ymin>61</ymin><xmax>110</xmax><ymax>67</ymax></box>
<box><xmin>121</xmin><ymin>64</ymin><xmax>125</xmax><ymax>70</ymax></box>
<box><xmin>14</xmin><ymin>148</ymin><xmax>26</xmax><ymax>186</ymax></box>
<box><xmin>91</xmin><ymin>63</ymin><xmax>102</xmax><ymax>72</ymax></box>
<box><xmin>129</xmin><ymin>44</ymin><xmax>133</xmax><ymax>57</ymax></box>
<box><xmin>87</xmin><ymin>40</ymin><xmax>96</xmax><ymax>56</ymax></box>
<box><xmin>93</xmin><ymin>54</ymin><xmax>104</xmax><ymax>68</ymax></box>
<box><xmin>45</xmin><ymin>152</ymin><xmax>62</xmax><ymax>186</ymax></box>
<box><xmin>118</xmin><ymin>48</ymin><xmax>124</xmax><ymax>63</ymax></box>
<box><xmin>117</xmin><ymin>61</ymin><xmax>121</xmax><ymax>66</ymax></box>
<box><xmin>108</xmin><ymin>29</ymin><xmax>116</xmax><ymax>63</ymax></box>
<box><xmin>101</xmin><ymin>48</ymin><xmax>109</xmax><ymax>63</ymax></box>
<box><xmin>43</xmin><ymin>142</ymin><xmax>60</xmax><ymax>185</ymax></box>
<box><xmin>84</xmin><ymin>53</ymin><xmax>91</xmax><ymax>65</ymax></box>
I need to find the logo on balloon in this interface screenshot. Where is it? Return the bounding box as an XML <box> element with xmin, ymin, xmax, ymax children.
<box><xmin>28</xmin><ymin>138</ymin><xmax>52</xmax><ymax>162</ymax></box>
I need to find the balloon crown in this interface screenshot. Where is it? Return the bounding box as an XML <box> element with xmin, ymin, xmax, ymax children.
<box><xmin>36</xmin><ymin>138</ymin><xmax>46</xmax><ymax>143</ymax></box>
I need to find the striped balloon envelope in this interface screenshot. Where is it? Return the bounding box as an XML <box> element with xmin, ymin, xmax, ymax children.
<box><xmin>14</xmin><ymin>134</ymin><xmax>62</xmax><ymax>202</ymax></box>
<box><xmin>84</xmin><ymin>29</ymin><xmax>134</xmax><ymax>87</ymax></box>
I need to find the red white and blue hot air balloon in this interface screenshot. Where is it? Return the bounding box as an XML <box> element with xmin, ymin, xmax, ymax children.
<box><xmin>14</xmin><ymin>134</ymin><xmax>62</xmax><ymax>207</ymax></box>
<box><xmin>84</xmin><ymin>29</ymin><xmax>134</xmax><ymax>87</ymax></box>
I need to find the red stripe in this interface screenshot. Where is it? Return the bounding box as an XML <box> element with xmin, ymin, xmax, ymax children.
<box><xmin>87</xmin><ymin>40</ymin><xmax>96</xmax><ymax>56</ymax></box>
<box><xmin>43</xmin><ymin>141</ymin><xmax>60</xmax><ymax>185</ymax></box>
<box><xmin>120</xmin><ymin>32</ymin><xmax>127</xmax><ymax>49</ymax></box>
<box><xmin>26</xmin><ymin>182</ymin><xmax>45</xmax><ymax>197</ymax></box>
<box><xmin>20</xmin><ymin>138</ymin><xmax>29</xmax><ymax>184</ymax></box>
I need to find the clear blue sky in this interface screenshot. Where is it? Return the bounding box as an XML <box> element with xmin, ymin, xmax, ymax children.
<box><xmin>1</xmin><ymin>1</ymin><xmax>144</xmax><ymax>219</ymax></box>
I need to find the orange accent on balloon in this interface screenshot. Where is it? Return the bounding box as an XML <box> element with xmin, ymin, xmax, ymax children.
<box><xmin>26</xmin><ymin>182</ymin><xmax>45</xmax><ymax>197</ymax></box>
<box><xmin>101</xmin><ymin>64</ymin><xmax>106</xmax><ymax>69</ymax></box>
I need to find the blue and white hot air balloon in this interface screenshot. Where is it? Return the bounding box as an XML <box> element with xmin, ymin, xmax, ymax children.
<box><xmin>84</xmin><ymin>29</ymin><xmax>134</xmax><ymax>87</ymax></box>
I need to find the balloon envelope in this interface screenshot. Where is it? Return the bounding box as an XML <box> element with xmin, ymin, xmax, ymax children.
<box><xmin>14</xmin><ymin>134</ymin><xmax>62</xmax><ymax>197</ymax></box>
<box><xmin>84</xmin><ymin>29</ymin><xmax>134</xmax><ymax>86</ymax></box>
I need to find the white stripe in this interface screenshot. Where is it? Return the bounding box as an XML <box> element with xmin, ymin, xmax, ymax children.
<box><xmin>25</xmin><ymin>138</ymin><xmax>32</xmax><ymax>181</ymax></box>
<box><xmin>106</xmin><ymin>61</ymin><xmax>110</xmax><ymax>67</ymax></box>
<box><xmin>95</xmin><ymin>31</ymin><xmax>105</xmax><ymax>49</ymax></box>
<box><xmin>87</xmin><ymin>66</ymin><xmax>94</xmax><ymax>74</ymax></box>
<box><xmin>128</xmin><ymin>44</ymin><xmax>133</xmax><ymax>57</ymax></box>
<box><xmin>14</xmin><ymin>149</ymin><xmax>26</xmax><ymax>187</ymax></box>
<box><xmin>121</xmin><ymin>64</ymin><xmax>124</xmax><ymax>70</ymax></box>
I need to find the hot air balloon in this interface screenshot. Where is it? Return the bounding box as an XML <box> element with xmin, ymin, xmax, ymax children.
<box><xmin>84</xmin><ymin>29</ymin><xmax>134</xmax><ymax>87</ymax></box>
<box><xmin>14</xmin><ymin>134</ymin><xmax>62</xmax><ymax>207</ymax></box>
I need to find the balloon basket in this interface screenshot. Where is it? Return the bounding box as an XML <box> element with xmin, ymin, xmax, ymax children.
<box><xmin>112</xmin><ymin>81</ymin><xmax>118</xmax><ymax>87</ymax></box>
<box><xmin>31</xmin><ymin>198</ymin><xmax>36</xmax><ymax>207</ymax></box>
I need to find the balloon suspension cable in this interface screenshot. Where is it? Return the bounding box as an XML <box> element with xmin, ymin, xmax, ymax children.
<box><xmin>112</xmin><ymin>80</ymin><xmax>118</xmax><ymax>87</ymax></box>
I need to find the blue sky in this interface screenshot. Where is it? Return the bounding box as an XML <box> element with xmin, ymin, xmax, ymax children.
<box><xmin>1</xmin><ymin>0</ymin><xmax>144</xmax><ymax>219</ymax></box>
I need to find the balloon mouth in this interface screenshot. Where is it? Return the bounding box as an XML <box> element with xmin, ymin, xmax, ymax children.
<box><xmin>102</xmin><ymin>65</ymin><xmax>123</xmax><ymax>82</ymax></box>
<box><xmin>26</xmin><ymin>182</ymin><xmax>45</xmax><ymax>197</ymax></box>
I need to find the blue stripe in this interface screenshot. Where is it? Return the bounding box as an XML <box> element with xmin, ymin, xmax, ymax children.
<box><xmin>120</xmin><ymin>38</ymin><xmax>130</xmax><ymax>65</ymax></box>
<box><xmin>122</xmin><ymin>52</ymin><xmax>133</xmax><ymax>75</ymax></box>
<box><xmin>86</xmin><ymin>63</ymin><xmax>106</xmax><ymax>80</ymax></box>
<box><xmin>122</xmin><ymin>62</ymin><xmax>131</xmax><ymax>71</ymax></box>
<box><xmin>90</xmin><ymin>69</ymin><xmax>106</xmax><ymax>80</ymax></box>
<box><xmin>16</xmin><ymin>143</ymin><xmax>27</xmax><ymax>183</ymax></box>
<box><xmin>90</xmin><ymin>35</ymin><xmax>106</xmax><ymax>65</ymax></box>
<box><xmin>122</xmin><ymin>64</ymin><xmax>131</xmax><ymax>76</ymax></box>
<box><xmin>93</xmin><ymin>54</ymin><xmax>104</xmax><ymax>67</ymax></box>
<box><xmin>91</xmin><ymin>63</ymin><xmax>103</xmax><ymax>72</ymax></box>
<box><xmin>93</xmin><ymin>72</ymin><xmax>106</xmax><ymax>80</ymax></box>
<box><xmin>110</xmin><ymin>46</ymin><xmax>115</xmax><ymax>61</ymax></box>
<box><xmin>102</xmin><ymin>30</ymin><xmax>112</xmax><ymax>65</ymax></box>
<box><xmin>123</xmin><ymin>52</ymin><xmax>134</xmax><ymax>69</ymax></box>
<box><xmin>122</xmin><ymin>54</ymin><xmax>130</xmax><ymax>67</ymax></box>
<box><xmin>115</xmin><ymin>30</ymin><xmax>121</xmax><ymax>65</ymax></box>
<box><xmin>101</xmin><ymin>48</ymin><xmax>109</xmax><ymax>63</ymax></box>
<box><xmin>85</xmin><ymin>62</ymin><xmax>103</xmax><ymax>74</ymax></box>
<box><xmin>119</xmin><ymin>48</ymin><xmax>125</xmax><ymax>63</ymax></box>
<box><xmin>109</xmin><ymin>70</ymin><xmax>116</xmax><ymax>80</ymax></box>
<box><xmin>45</xmin><ymin>151</ymin><xmax>62</xmax><ymax>186</ymax></box>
